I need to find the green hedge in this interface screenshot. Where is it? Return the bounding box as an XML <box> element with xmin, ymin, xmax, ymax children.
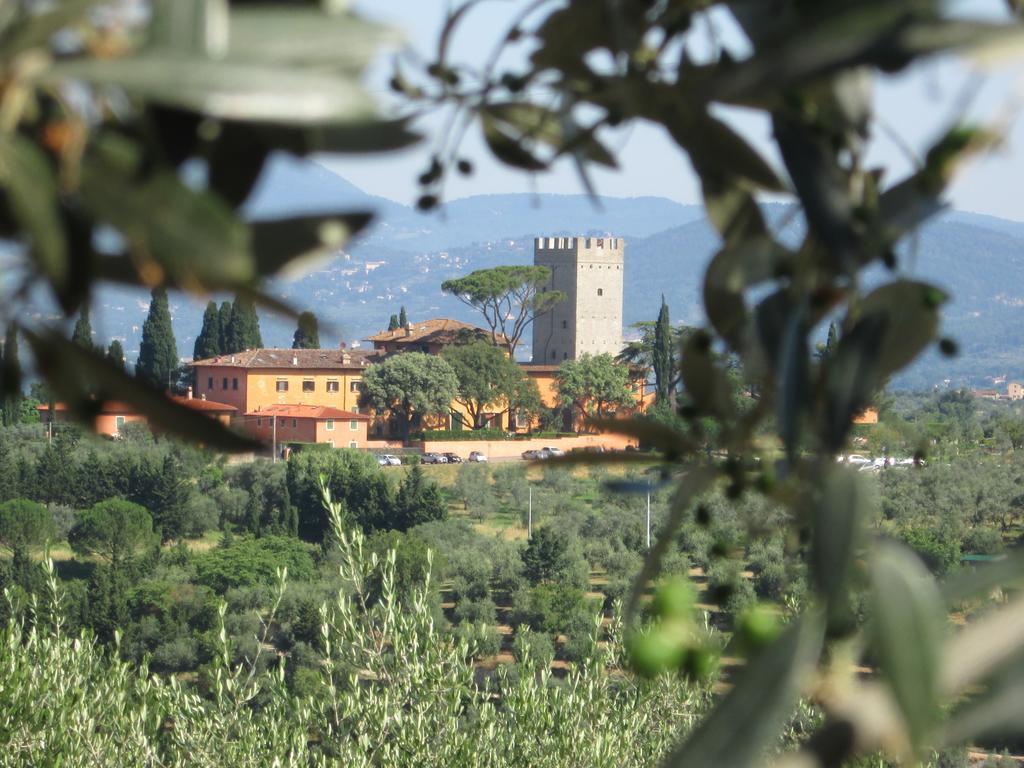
<box><xmin>417</xmin><ymin>429</ymin><xmax>511</xmax><ymax>441</ymax></box>
<box><xmin>414</xmin><ymin>430</ymin><xmax>578</xmax><ymax>442</ymax></box>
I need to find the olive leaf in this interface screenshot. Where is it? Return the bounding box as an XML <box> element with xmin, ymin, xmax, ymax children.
<box><xmin>811</xmin><ymin>465</ymin><xmax>870</xmax><ymax>633</ymax></box>
<box><xmin>870</xmin><ymin>541</ymin><xmax>946</xmax><ymax>755</ymax></box>
<box><xmin>0</xmin><ymin>135</ymin><xmax>69</xmax><ymax>296</ymax></box>
<box><xmin>663</xmin><ymin>615</ymin><xmax>823</xmax><ymax>768</ymax></box>
<box><xmin>586</xmin><ymin>416</ymin><xmax>698</xmax><ymax>456</ymax></box>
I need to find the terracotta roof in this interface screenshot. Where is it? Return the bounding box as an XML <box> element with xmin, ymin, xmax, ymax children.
<box><xmin>37</xmin><ymin>401</ymin><xmax>138</xmax><ymax>414</ymax></box>
<box><xmin>171</xmin><ymin>396</ymin><xmax>237</xmax><ymax>413</ymax></box>
<box><xmin>190</xmin><ymin>347</ymin><xmax>377</xmax><ymax>370</ymax></box>
<box><xmin>245</xmin><ymin>404</ymin><xmax>369</xmax><ymax>420</ymax></box>
<box><xmin>365</xmin><ymin>318</ymin><xmax>506</xmax><ymax>346</ymax></box>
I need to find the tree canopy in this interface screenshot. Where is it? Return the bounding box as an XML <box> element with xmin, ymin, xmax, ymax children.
<box><xmin>68</xmin><ymin>499</ymin><xmax>155</xmax><ymax>568</ymax></box>
<box><xmin>442</xmin><ymin>339</ymin><xmax>530</xmax><ymax>429</ymax></box>
<box><xmin>441</xmin><ymin>266</ymin><xmax>565</xmax><ymax>357</ymax></box>
<box><xmin>1</xmin><ymin>326</ymin><xmax>22</xmax><ymax>428</ymax></box>
<box><xmin>136</xmin><ymin>288</ymin><xmax>178</xmax><ymax>391</ymax></box>
<box><xmin>106</xmin><ymin>340</ymin><xmax>126</xmax><ymax>371</ymax></box>
<box><xmin>362</xmin><ymin>353</ymin><xmax>459</xmax><ymax>440</ymax></box>
<box><xmin>71</xmin><ymin>307</ymin><xmax>95</xmax><ymax>351</ymax></box>
<box><xmin>557</xmin><ymin>354</ymin><xmax>635</xmax><ymax>427</ymax></box>
<box><xmin>193</xmin><ymin>301</ymin><xmax>222</xmax><ymax>361</ymax></box>
<box><xmin>0</xmin><ymin>499</ymin><xmax>54</xmax><ymax>558</ymax></box>
<box><xmin>224</xmin><ymin>294</ymin><xmax>263</xmax><ymax>354</ymax></box>
<box><xmin>292</xmin><ymin>311</ymin><xmax>321</xmax><ymax>350</ymax></box>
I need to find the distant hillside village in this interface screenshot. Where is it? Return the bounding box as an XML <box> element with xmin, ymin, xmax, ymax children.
<box><xmin>37</xmin><ymin>236</ymin><xmax>656</xmax><ymax>458</ymax></box>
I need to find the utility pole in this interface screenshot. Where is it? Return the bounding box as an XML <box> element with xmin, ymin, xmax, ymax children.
<box><xmin>271</xmin><ymin>414</ymin><xmax>277</xmax><ymax>463</ymax></box>
<box><xmin>646</xmin><ymin>478</ymin><xmax>652</xmax><ymax>550</ymax></box>
<box><xmin>528</xmin><ymin>485</ymin><xmax>533</xmax><ymax>540</ymax></box>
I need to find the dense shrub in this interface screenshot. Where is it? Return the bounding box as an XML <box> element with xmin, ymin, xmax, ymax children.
<box><xmin>194</xmin><ymin>536</ymin><xmax>315</xmax><ymax>592</ymax></box>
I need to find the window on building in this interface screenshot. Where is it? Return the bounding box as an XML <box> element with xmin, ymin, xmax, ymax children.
<box><xmin>325</xmin><ymin>419</ymin><xmax>334</xmax><ymax>431</ymax></box>
<box><xmin>597</xmin><ymin>288</ymin><xmax>603</xmax><ymax>296</ymax></box>
<box><xmin>222</xmin><ymin>377</ymin><xmax>228</xmax><ymax>389</ymax></box>
<box><xmin>257</xmin><ymin>416</ymin><xmax>262</xmax><ymax>427</ymax></box>
<box><xmin>232</xmin><ymin>378</ymin><xmax>238</xmax><ymax>390</ymax></box>
<box><xmin>326</xmin><ymin>380</ymin><xmax>339</xmax><ymax>393</ymax></box>
<box><xmin>551</xmin><ymin>350</ymin><xmax>556</xmax><ymax>359</ymax></box>
<box><xmin>292</xmin><ymin>419</ymin><xmax>297</xmax><ymax>428</ymax></box>
<box><xmin>349</xmin><ymin>380</ymin><xmax>363</xmax><ymax>393</ymax></box>
<box><xmin>563</xmin><ymin>352</ymin><xmax>568</xmax><ymax>359</ymax></box>
<box><xmin>207</xmin><ymin>376</ymin><xmax>213</xmax><ymax>389</ymax></box>
<box><xmin>562</xmin><ymin>320</ymin><xmax>567</xmax><ymax>329</ymax></box>
<box><xmin>349</xmin><ymin>441</ymin><xmax>358</xmax><ymax>448</ymax></box>
<box><xmin>302</xmin><ymin>379</ymin><xmax>315</xmax><ymax>393</ymax></box>
<box><xmin>276</xmin><ymin>380</ymin><xmax>288</xmax><ymax>392</ymax></box>
<box><xmin>350</xmin><ymin>419</ymin><xmax>358</xmax><ymax>431</ymax></box>
<box><xmin>115</xmin><ymin>416</ymin><xmax>125</xmax><ymax>430</ymax></box>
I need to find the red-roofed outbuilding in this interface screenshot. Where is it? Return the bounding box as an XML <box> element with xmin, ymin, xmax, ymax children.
<box><xmin>243</xmin><ymin>403</ymin><xmax>369</xmax><ymax>448</ymax></box>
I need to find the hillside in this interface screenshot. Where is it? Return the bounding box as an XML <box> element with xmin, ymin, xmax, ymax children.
<box><xmin>83</xmin><ymin>159</ymin><xmax>1024</xmax><ymax>390</ymax></box>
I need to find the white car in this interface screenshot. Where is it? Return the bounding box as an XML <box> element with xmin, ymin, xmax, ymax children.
<box><xmin>542</xmin><ymin>446</ymin><xmax>565</xmax><ymax>458</ymax></box>
<box><xmin>843</xmin><ymin>454</ymin><xmax>871</xmax><ymax>465</ymax></box>
<box><xmin>468</xmin><ymin>451</ymin><xmax>488</xmax><ymax>463</ymax></box>
<box><xmin>377</xmin><ymin>454</ymin><xmax>401</xmax><ymax>466</ymax></box>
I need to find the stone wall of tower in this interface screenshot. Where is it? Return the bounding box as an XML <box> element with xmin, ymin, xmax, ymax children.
<box><xmin>531</xmin><ymin>236</ymin><xmax>624</xmax><ymax>363</ymax></box>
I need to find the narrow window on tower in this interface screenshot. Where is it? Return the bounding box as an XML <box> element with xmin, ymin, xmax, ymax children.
<box><xmin>597</xmin><ymin>288</ymin><xmax>603</xmax><ymax>296</ymax></box>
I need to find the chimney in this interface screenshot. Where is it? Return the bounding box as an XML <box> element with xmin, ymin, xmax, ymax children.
<box><xmin>186</xmin><ymin>386</ymin><xmax>193</xmax><ymax>400</ymax></box>
<box><xmin>201</xmin><ymin>394</ymin><xmax>206</xmax><ymax>401</ymax></box>
<box><xmin>404</xmin><ymin>326</ymin><xmax>411</xmax><ymax>337</ymax></box>
<box><xmin>292</xmin><ymin>356</ymin><xmax>298</xmax><ymax>366</ymax></box>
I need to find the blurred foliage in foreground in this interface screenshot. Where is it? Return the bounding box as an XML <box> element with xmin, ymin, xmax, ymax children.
<box><xmin>400</xmin><ymin>0</ymin><xmax>1024</xmax><ymax>765</ymax></box>
<box><xmin>2</xmin><ymin>0</ymin><xmax>1024</xmax><ymax>765</ymax></box>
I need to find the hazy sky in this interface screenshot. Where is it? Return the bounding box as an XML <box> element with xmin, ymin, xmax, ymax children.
<box><xmin>328</xmin><ymin>1</ymin><xmax>1024</xmax><ymax>221</ymax></box>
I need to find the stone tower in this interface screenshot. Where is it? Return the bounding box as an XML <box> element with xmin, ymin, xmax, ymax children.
<box><xmin>531</xmin><ymin>236</ymin><xmax>624</xmax><ymax>363</ymax></box>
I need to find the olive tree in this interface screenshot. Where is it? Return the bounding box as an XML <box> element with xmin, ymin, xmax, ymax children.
<box><xmin>403</xmin><ymin>3</ymin><xmax>1024</xmax><ymax>766</ymax></box>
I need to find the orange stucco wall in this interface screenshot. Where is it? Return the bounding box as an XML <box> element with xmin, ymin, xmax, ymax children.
<box><xmin>195</xmin><ymin>366</ymin><xmax>366</xmax><ymax>414</ymax></box>
<box><xmin>94</xmin><ymin>413</ymin><xmax>147</xmax><ymax>437</ymax></box>
<box><xmin>418</xmin><ymin>433</ymin><xmax>638</xmax><ymax>460</ymax></box>
<box><xmin>247</xmin><ymin>414</ymin><xmax>369</xmax><ymax>448</ymax></box>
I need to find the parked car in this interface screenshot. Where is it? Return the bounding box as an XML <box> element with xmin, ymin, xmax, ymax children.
<box><xmin>468</xmin><ymin>451</ymin><xmax>488</xmax><ymax>463</ymax></box>
<box><xmin>521</xmin><ymin>449</ymin><xmax>542</xmax><ymax>460</ymax></box>
<box><xmin>443</xmin><ymin>452</ymin><xmax>463</xmax><ymax>464</ymax></box>
<box><xmin>377</xmin><ymin>454</ymin><xmax>401</xmax><ymax>466</ymax></box>
<box><xmin>842</xmin><ymin>454</ymin><xmax>871</xmax><ymax>465</ymax></box>
<box><xmin>421</xmin><ymin>452</ymin><xmax>448</xmax><ymax>464</ymax></box>
<box><xmin>542</xmin><ymin>446</ymin><xmax>565</xmax><ymax>458</ymax></box>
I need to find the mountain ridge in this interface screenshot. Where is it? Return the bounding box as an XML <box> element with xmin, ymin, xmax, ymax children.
<box><xmin>84</xmin><ymin>158</ymin><xmax>1024</xmax><ymax>391</ymax></box>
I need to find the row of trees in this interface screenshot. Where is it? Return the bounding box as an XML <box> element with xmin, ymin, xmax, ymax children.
<box><xmin>192</xmin><ymin>296</ymin><xmax>264</xmax><ymax>362</ymax></box>
<box><xmin>360</xmin><ymin>343</ymin><xmax>639</xmax><ymax>438</ymax></box>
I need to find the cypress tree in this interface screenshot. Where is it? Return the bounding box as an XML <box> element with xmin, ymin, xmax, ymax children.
<box><xmin>292</xmin><ymin>311</ymin><xmax>320</xmax><ymax>349</ymax></box>
<box><xmin>72</xmin><ymin>307</ymin><xmax>95</xmax><ymax>350</ymax></box>
<box><xmin>1</xmin><ymin>326</ymin><xmax>22</xmax><ymax>427</ymax></box>
<box><xmin>388</xmin><ymin>314</ymin><xmax>400</xmax><ymax>331</ymax></box>
<box><xmin>652</xmin><ymin>296</ymin><xmax>673</xmax><ymax>405</ymax></box>
<box><xmin>399</xmin><ymin>306</ymin><xmax>408</xmax><ymax>328</ymax></box>
<box><xmin>136</xmin><ymin>287</ymin><xmax>178</xmax><ymax>390</ymax></box>
<box><xmin>193</xmin><ymin>301</ymin><xmax>222</xmax><ymax>360</ymax></box>
<box><xmin>217</xmin><ymin>301</ymin><xmax>233</xmax><ymax>353</ymax></box>
<box><xmin>106</xmin><ymin>340</ymin><xmax>126</xmax><ymax>370</ymax></box>
<box><xmin>226</xmin><ymin>294</ymin><xmax>262</xmax><ymax>353</ymax></box>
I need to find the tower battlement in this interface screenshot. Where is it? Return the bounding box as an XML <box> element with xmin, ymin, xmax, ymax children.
<box><xmin>531</xmin><ymin>235</ymin><xmax>624</xmax><ymax>363</ymax></box>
